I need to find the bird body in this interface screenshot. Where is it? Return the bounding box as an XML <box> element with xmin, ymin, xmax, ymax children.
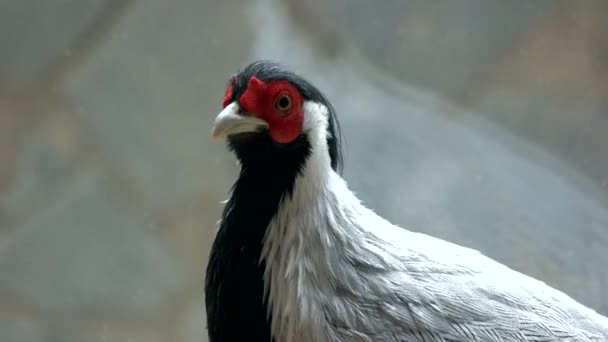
<box><xmin>205</xmin><ymin>61</ymin><xmax>608</xmax><ymax>341</ymax></box>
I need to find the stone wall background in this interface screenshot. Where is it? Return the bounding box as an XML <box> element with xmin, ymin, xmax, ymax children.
<box><xmin>0</xmin><ymin>0</ymin><xmax>606</xmax><ymax>340</ymax></box>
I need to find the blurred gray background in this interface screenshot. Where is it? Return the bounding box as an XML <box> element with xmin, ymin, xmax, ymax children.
<box><xmin>0</xmin><ymin>0</ymin><xmax>607</xmax><ymax>340</ymax></box>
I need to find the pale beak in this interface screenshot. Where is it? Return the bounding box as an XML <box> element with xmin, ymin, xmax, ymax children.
<box><xmin>210</xmin><ymin>102</ymin><xmax>268</xmax><ymax>141</ymax></box>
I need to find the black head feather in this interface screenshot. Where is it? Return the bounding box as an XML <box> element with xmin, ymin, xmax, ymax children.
<box><xmin>225</xmin><ymin>60</ymin><xmax>343</xmax><ymax>173</ymax></box>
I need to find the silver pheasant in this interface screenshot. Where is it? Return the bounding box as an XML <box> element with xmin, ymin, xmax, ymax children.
<box><xmin>205</xmin><ymin>60</ymin><xmax>608</xmax><ymax>342</ymax></box>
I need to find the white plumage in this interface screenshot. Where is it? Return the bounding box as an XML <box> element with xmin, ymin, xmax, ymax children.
<box><xmin>261</xmin><ymin>101</ymin><xmax>608</xmax><ymax>341</ymax></box>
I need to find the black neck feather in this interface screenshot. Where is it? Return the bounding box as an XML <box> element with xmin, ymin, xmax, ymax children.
<box><xmin>205</xmin><ymin>133</ymin><xmax>311</xmax><ymax>342</ymax></box>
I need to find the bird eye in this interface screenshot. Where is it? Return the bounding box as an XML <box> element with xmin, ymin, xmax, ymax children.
<box><xmin>274</xmin><ymin>94</ymin><xmax>291</xmax><ymax>113</ymax></box>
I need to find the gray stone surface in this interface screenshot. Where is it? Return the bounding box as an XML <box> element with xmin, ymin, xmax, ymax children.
<box><xmin>0</xmin><ymin>0</ymin><xmax>104</xmax><ymax>81</ymax></box>
<box><xmin>0</xmin><ymin>170</ymin><xmax>185</xmax><ymax>316</ymax></box>
<box><xmin>67</xmin><ymin>0</ymin><xmax>251</xmax><ymax>211</ymax></box>
<box><xmin>0</xmin><ymin>318</ymin><xmax>44</xmax><ymax>342</ymax></box>
<box><xmin>282</xmin><ymin>0</ymin><xmax>553</xmax><ymax>97</ymax></box>
<box><xmin>3</xmin><ymin>117</ymin><xmax>79</xmax><ymax>225</ymax></box>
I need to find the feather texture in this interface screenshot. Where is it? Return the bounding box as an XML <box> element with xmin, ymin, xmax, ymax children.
<box><xmin>207</xmin><ymin>61</ymin><xmax>608</xmax><ymax>342</ymax></box>
<box><xmin>260</xmin><ymin>102</ymin><xmax>608</xmax><ymax>342</ymax></box>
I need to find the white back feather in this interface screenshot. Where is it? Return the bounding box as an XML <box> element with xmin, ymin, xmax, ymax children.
<box><xmin>261</xmin><ymin>101</ymin><xmax>608</xmax><ymax>342</ymax></box>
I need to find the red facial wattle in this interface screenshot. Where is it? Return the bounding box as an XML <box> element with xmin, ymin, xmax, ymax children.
<box><xmin>237</xmin><ymin>76</ymin><xmax>303</xmax><ymax>144</ymax></box>
<box><xmin>222</xmin><ymin>78</ymin><xmax>235</xmax><ymax>108</ymax></box>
